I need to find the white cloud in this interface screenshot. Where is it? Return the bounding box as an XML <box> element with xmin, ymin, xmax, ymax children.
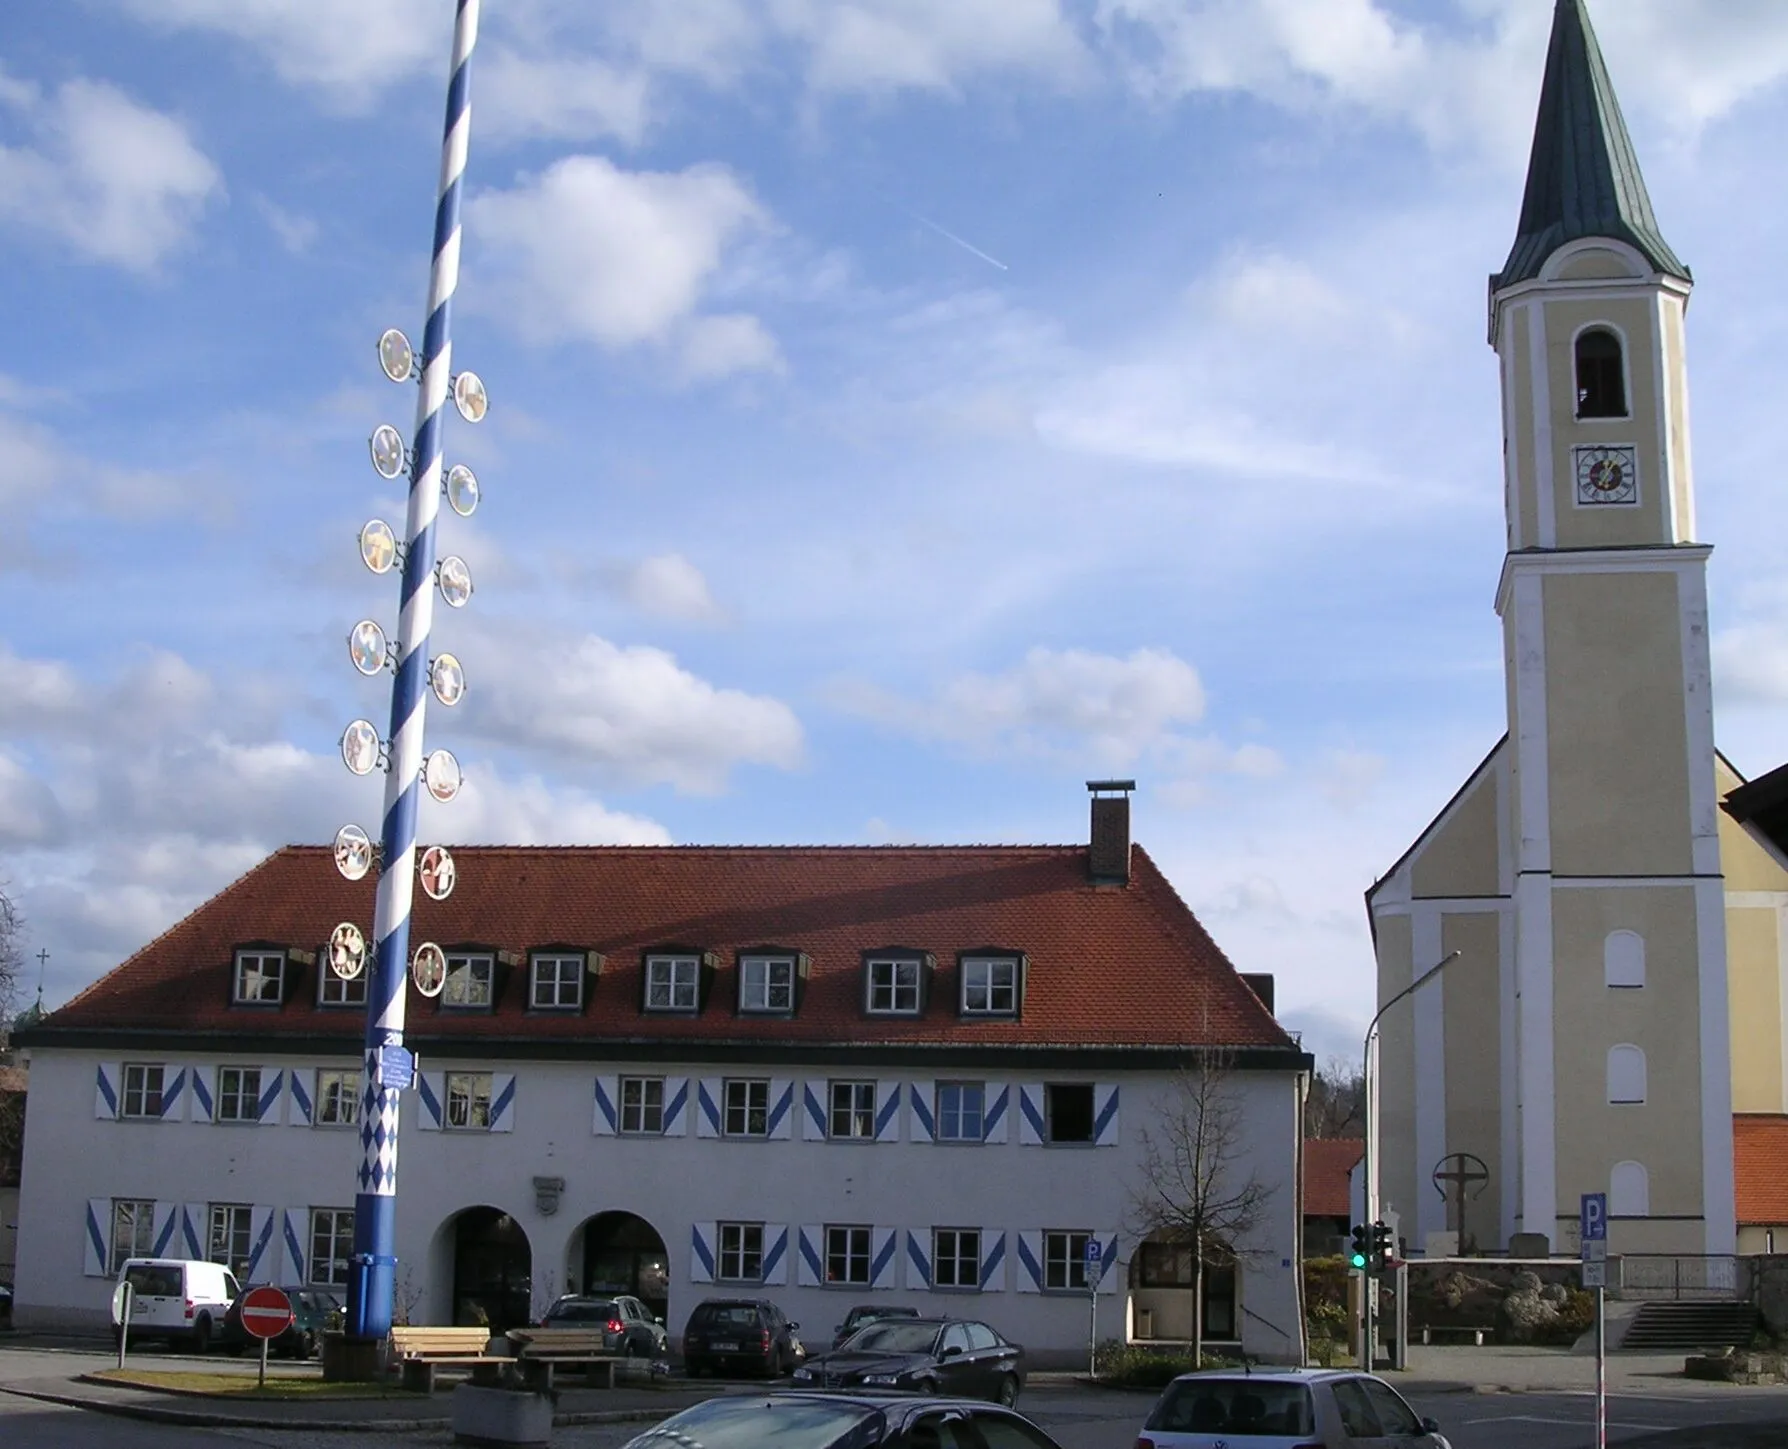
<box><xmin>480</xmin><ymin>48</ymin><xmax>652</xmax><ymax>145</ymax></box>
<box><xmin>622</xmin><ymin>553</ymin><xmax>725</xmax><ymax>623</ymax></box>
<box><xmin>0</xmin><ymin>72</ymin><xmax>220</xmax><ymax>271</ymax></box>
<box><xmin>471</xmin><ymin>156</ymin><xmax>780</xmax><ymax>377</ymax></box>
<box><xmin>119</xmin><ymin>0</ymin><xmax>442</xmax><ymax>105</ymax></box>
<box><xmin>252</xmin><ymin>193</ymin><xmax>318</xmax><ymax>253</ymax></box>
<box><xmin>468</xmin><ymin>629</ymin><xmax>804</xmax><ymax>793</ymax></box>
<box><xmin>435</xmin><ymin>771</ymin><xmax>672</xmax><ymax>846</ymax></box>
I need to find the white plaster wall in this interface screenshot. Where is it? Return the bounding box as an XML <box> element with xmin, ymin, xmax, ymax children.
<box><xmin>14</xmin><ymin>1050</ymin><xmax>1305</xmax><ymax>1365</ymax></box>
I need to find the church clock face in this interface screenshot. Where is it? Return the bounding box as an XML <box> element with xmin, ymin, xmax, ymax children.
<box><xmin>1573</xmin><ymin>444</ymin><xmax>1639</xmax><ymax>507</ymax></box>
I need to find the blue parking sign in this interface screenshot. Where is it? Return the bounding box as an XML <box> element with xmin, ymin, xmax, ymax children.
<box><xmin>1580</xmin><ymin>1192</ymin><xmax>1607</xmax><ymax>1243</ymax></box>
<box><xmin>1084</xmin><ymin>1240</ymin><xmax>1102</xmax><ymax>1270</ymax></box>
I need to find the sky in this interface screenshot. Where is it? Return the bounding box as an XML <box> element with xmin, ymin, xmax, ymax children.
<box><xmin>3</xmin><ymin>0</ymin><xmax>1788</xmax><ymax>1066</ymax></box>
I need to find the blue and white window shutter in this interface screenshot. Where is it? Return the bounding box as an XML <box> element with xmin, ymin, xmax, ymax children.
<box><xmin>1093</xmin><ymin>1084</ymin><xmax>1120</xmax><ymax>1146</ymax></box>
<box><xmin>245</xmin><ymin>1204</ymin><xmax>278</xmax><ymax>1280</ymax></box>
<box><xmin>979</xmin><ymin>1228</ymin><xmax>1007</xmax><ymax>1291</ymax></box>
<box><xmin>871</xmin><ymin>1227</ymin><xmax>899</xmax><ymax>1288</ymax></box>
<box><xmin>767</xmin><ymin>1079</ymin><xmax>794</xmax><ymax>1140</ymax></box>
<box><xmin>1018</xmin><ymin>1085</ymin><xmax>1046</xmax><ymax>1145</ymax></box>
<box><xmin>908</xmin><ymin>1082</ymin><xmax>935</xmax><ymax>1143</ymax></box>
<box><xmin>416</xmin><ymin>1071</ymin><xmax>446</xmax><ymax>1130</ymax></box>
<box><xmin>797</xmin><ymin>1225</ymin><xmax>824</xmax><ymax>1286</ymax></box>
<box><xmin>189</xmin><ymin>1066</ymin><xmax>216</xmax><ymax>1124</ymax></box>
<box><xmin>593</xmin><ymin>1075</ymin><xmax>618</xmax><ymax>1136</ymax></box>
<box><xmin>1015</xmin><ymin>1231</ymin><xmax>1044</xmax><ymax>1292</ymax></box>
<box><xmin>874</xmin><ymin>1081</ymin><xmax>901</xmax><ymax>1142</ymax></box>
<box><xmin>181</xmin><ymin>1203</ymin><xmax>208</xmax><ymax>1259</ymax></box>
<box><xmin>254</xmin><ymin>1067</ymin><xmax>283</xmax><ymax>1125</ymax></box>
<box><xmin>282</xmin><ymin>1209</ymin><xmax>309</xmax><ymax>1283</ymax></box>
<box><xmin>95</xmin><ymin>1063</ymin><xmax>121</xmax><ymax>1120</ymax></box>
<box><xmin>762</xmin><ymin>1225</ymin><xmax>790</xmax><ymax>1286</ymax></box>
<box><xmin>690</xmin><ymin>1222</ymin><xmax>717</xmax><ymax>1284</ymax></box>
<box><xmin>696</xmin><ymin>1079</ymin><xmax>722</xmax><ymax>1138</ymax></box>
<box><xmin>157</xmin><ymin>1068</ymin><xmax>187</xmax><ymax>1122</ymax></box>
<box><xmin>802</xmin><ymin>1082</ymin><xmax>827</xmax><ymax>1141</ymax></box>
<box><xmin>83</xmin><ymin>1199</ymin><xmax>110</xmax><ymax>1275</ymax></box>
<box><xmin>663</xmin><ymin>1076</ymin><xmax>689</xmax><ymax>1136</ymax></box>
<box><xmin>489</xmin><ymin>1072</ymin><xmax>517</xmax><ymax>1132</ymax></box>
<box><xmin>151</xmin><ymin>1201</ymin><xmax>179</xmax><ymax>1258</ymax></box>
<box><xmin>286</xmin><ymin>1070</ymin><xmax>313</xmax><ymax>1127</ymax></box>
<box><xmin>904</xmin><ymin>1230</ymin><xmax>931</xmax><ymax>1290</ymax></box>
<box><xmin>983</xmin><ymin>1085</ymin><xmax>1011</xmax><ymax>1143</ymax></box>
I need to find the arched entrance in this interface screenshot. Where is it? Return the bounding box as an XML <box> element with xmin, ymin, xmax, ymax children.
<box><xmin>450</xmin><ymin>1207</ymin><xmax>532</xmax><ymax>1332</ymax></box>
<box><xmin>576</xmin><ymin>1211</ymin><xmax>670</xmax><ymax>1325</ymax></box>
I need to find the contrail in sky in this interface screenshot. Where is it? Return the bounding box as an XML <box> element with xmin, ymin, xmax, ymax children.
<box><xmin>899</xmin><ymin>203</ymin><xmax>1009</xmax><ymax>271</ymax></box>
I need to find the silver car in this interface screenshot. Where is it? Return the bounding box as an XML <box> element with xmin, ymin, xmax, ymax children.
<box><xmin>1137</xmin><ymin>1368</ymin><xmax>1451</xmax><ymax>1448</ymax></box>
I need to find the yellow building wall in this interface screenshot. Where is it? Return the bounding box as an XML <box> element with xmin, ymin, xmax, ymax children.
<box><xmin>1441</xmin><ymin>909</ymin><xmax>1504</xmax><ymax>1250</ymax></box>
<box><xmin>1410</xmin><ymin>767</ymin><xmax>1502</xmax><ymax>900</ymax></box>
<box><xmin>1374</xmin><ymin>911</ymin><xmax>1419</xmax><ymax>1234</ymax></box>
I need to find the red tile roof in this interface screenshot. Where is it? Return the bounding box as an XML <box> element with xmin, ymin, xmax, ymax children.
<box><xmin>1734</xmin><ymin>1114</ymin><xmax>1788</xmax><ymax>1225</ymax></box>
<box><xmin>37</xmin><ymin>844</ymin><xmax>1300</xmax><ymax>1055</ymax></box>
<box><xmin>1302</xmin><ymin>1137</ymin><xmax>1363</xmax><ymax>1219</ymax></box>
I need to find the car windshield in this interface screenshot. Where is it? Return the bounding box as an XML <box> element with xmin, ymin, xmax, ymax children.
<box><xmin>843</xmin><ymin>1321</ymin><xmax>940</xmax><ymax>1354</ymax></box>
<box><xmin>123</xmin><ymin>1266</ymin><xmax>182</xmax><ymax>1297</ymax></box>
<box><xmin>622</xmin><ymin>1397</ymin><xmax>881</xmax><ymax>1449</ymax></box>
<box><xmin>1146</xmin><ymin>1379</ymin><xmax>1316</xmax><ymax>1437</ymax></box>
<box><xmin>696</xmin><ymin>1305</ymin><xmax>764</xmax><ymax>1329</ymax></box>
<box><xmin>848</xmin><ymin>1308</ymin><xmax>914</xmax><ymax>1328</ymax></box>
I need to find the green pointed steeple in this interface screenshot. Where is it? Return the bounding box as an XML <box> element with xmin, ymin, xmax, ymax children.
<box><xmin>1494</xmin><ymin>0</ymin><xmax>1688</xmax><ymax>291</ymax></box>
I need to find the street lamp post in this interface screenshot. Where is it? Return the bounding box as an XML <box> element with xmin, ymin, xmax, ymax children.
<box><xmin>332</xmin><ymin>0</ymin><xmax>486</xmax><ymax>1354</ymax></box>
<box><xmin>1360</xmin><ymin>948</ymin><xmax>1462</xmax><ymax>1369</ymax></box>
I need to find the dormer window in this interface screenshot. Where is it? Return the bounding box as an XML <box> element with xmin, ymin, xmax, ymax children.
<box><xmin>739</xmin><ymin>955</ymin><xmax>795</xmax><ymax>1014</ymax></box>
<box><xmin>865</xmin><ymin>954</ymin><xmax>924</xmax><ymax>1016</ymax></box>
<box><xmin>318</xmin><ymin>958</ymin><xmax>367</xmax><ymax>1007</ymax></box>
<box><xmin>645</xmin><ymin>954</ymin><xmax>700</xmax><ymax>1013</ymax></box>
<box><xmin>1575</xmin><ymin>327</ymin><xmax>1627</xmax><ymax>418</ymax></box>
<box><xmin>442</xmin><ymin>952</ymin><xmax>494</xmax><ymax>1010</ymax></box>
<box><xmin>961</xmin><ymin>955</ymin><xmax>1022</xmax><ymax>1017</ymax></box>
<box><xmin>233</xmin><ymin>950</ymin><xmax>286</xmax><ymax>1005</ymax></box>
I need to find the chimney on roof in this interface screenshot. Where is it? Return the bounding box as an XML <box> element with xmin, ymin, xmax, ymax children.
<box><xmin>1086</xmin><ymin>780</ymin><xmax>1135</xmax><ymax>886</ymax></box>
<box><xmin>1241</xmin><ymin>972</ymin><xmax>1275</xmax><ymax>1016</ymax></box>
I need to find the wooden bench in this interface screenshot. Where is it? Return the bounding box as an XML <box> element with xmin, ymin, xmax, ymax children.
<box><xmin>506</xmin><ymin>1328</ymin><xmax>627</xmax><ymax>1390</ymax></box>
<box><xmin>1419</xmin><ymin>1325</ymin><xmax>1489</xmax><ymax>1346</ymax></box>
<box><xmin>389</xmin><ymin>1326</ymin><xmax>508</xmax><ymax>1393</ymax></box>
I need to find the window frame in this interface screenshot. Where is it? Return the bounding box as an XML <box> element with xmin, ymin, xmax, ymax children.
<box><xmin>441</xmin><ymin>951</ymin><xmax>496</xmax><ymax>1011</ymax></box>
<box><xmin>315</xmin><ymin>1068</ymin><xmax>360</xmax><ymax>1128</ymax></box>
<box><xmin>216</xmin><ymin>1066</ymin><xmax>263</xmax><ymax>1124</ymax></box>
<box><xmin>825</xmin><ymin>1224</ymin><xmax>872</xmax><ymax>1286</ymax></box>
<box><xmin>121</xmin><ymin>1063</ymin><xmax>165</xmax><ymax>1120</ymax></box>
<box><xmin>936</xmin><ymin>1081</ymin><xmax>985</xmax><ymax>1143</ymax></box>
<box><xmin>1573</xmin><ymin>324</ymin><xmax>1629</xmax><ymax>420</ymax></box>
<box><xmin>932</xmin><ymin>1227</ymin><xmax>981</xmax><ymax>1290</ymax></box>
<box><xmin>446</xmin><ymin>1070</ymin><xmax>494</xmax><ymax>1130</ymax></box>
<box><xmin>644</xmin><ymin>954</ymin><xmax>701</xmax><ymax>1014</ymax></box>
<box><xmin>317</xmin><ymin>955</ymin><xmax>367</xmax><ymax>1007</ymax></box>
<box><xmin>738</xmin><ymin>954</ymin><xmax>796</xmax><ymax>1015</ymax></box>
<box><xmin>1043</xmin><ymin>1229</ymin><xmax>1092</xmax><ymax>1291</ymax></box>
<box><xmin>865</xmin><ymin>955</ymin><xmax>922</xmax><ymax>1016</ymax></box>
<box><xmin>1607</xmin><ymin>1044</ymin><xmax>1647</xmax><ymax>1105</ymax></box>
<box><xmin>717</xmin><ymin>1222</ymin><xmax>765</xmax><ymax>1284</ymax></box>
<box><xmin>722</xmin><ymin>1077</ymin><xmax>770</xmax><ymax>1138</ymax></box>
<box><xmin>232</xmin><ymin>949</ymin><xmax>286</xmax><ymax>1006</ymax></box>
<box><xmin>310</xmin><ymin>1207</ymin><xmax>354</xmax><ymax>1288</ymax></box>
<box><xmin>208</xmin><ymin>1202</ymin><xmax>253</xmax><ymax>1278</ymax></box>
<box><xmin>530</xmin><ymin>952</ymin><xmax>585</xmax><ymax>1011</ymax></box>
<box><xmin>829</xmin><ymin>1080</ymin><xmax>876</xmax><ymax>1140</ymax></box>
<box><xmin>960</xmin><ymin>955</ymin><xmax>1020</xmax><ymax>1017</ymax></box>
<box><xmin>110</xmin><ymin>1199</ymin><xmax>156</xmax><ymax>1274</ymax></box>
<box><xmin>620</xmin><ymin>1075</ymin><xmax>665</xmax><ymax>1135</ymax></box>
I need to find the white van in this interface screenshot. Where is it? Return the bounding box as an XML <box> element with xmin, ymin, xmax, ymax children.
<box><xmin>113</xmin><ymin>1259</ymin><xmax>240</xmax><ymax>1352</ymax></box>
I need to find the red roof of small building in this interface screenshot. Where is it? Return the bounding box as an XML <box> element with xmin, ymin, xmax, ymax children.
<box><xmin>36</xmin><ymin>844</ymin><xmax>1299</xmax><ymax>1055</ymax></box>
<box><xmin>1734</xmin><ymin>1114</ymin><xmax>1788</xmax><ymax>1225</ymax></box>
<box><xmin>1303</xmin><ymin>1138</ymin><xmax>1364</xmax><ymax>1219</ymax></box>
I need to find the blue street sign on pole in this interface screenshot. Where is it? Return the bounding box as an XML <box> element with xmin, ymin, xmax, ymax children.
<box><xmin>1085</xmin><ymin>1240</ymin><xmax>1102</xmax><ymax>1274</ymax></box>
<box><xmin>1581</xmin><ymin>1193</ymin><xmax>1607</xmax><ymax>1244</ymax></box>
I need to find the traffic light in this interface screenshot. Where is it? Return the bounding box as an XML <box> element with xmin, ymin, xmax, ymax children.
<box><xmin>1371</xmin><ymin>1220</ymin><xmax>1395</xmax><ymax>1274</ymax></box>
<box><xmin>1349</xmin><ymin>1224</ymin><xmax>1370</xmax><ymax>1272</ymax></box>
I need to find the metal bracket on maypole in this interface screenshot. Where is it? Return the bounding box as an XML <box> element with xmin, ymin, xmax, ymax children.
<box><xmin>327</xmin><ymin>0</ymin><xmax>487</xmax><ymax>1359</ymax></box>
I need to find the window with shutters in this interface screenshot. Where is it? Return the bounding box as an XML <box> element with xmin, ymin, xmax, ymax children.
<box><xmin>110</xmin><ymin>1199</ymin><xmax>155</xmax><ymax>1272</ymax></box>
<box><xmin>932</xmin><ymin>1228</ymin><xmax>980</xmax><ymax>1289</ymax></box>
<box><xmin>217</xmin><ymin>1067</ymin><xmax>262</xmax><ymax>1123</ymax></box>
<box><xmin>723</xmin><ymin>1078</ymin><xmax>769</xmax><ymax>1137</ymax></box>
<box><xmin>826</xmin><ymin>1225</ymin><xmax>871</xmax><ymax>1285</ymax></box>
<box><xmin>316</xmin><ymin>1069</ymin><xmax>359</xmax><ymax>1127</ymax></box>
<box><xmin>121</xmin><ymin>1064</ymin><xmax>165</xmax><ymax>1120</ymax></box>
<box><xmin>718</xmin><ymin>1223</ymin><xmax>763</xmax><ymax>1283</ymax></box>
<box><xmin>310</xmin><ymin>1208</ymin><xmax>354</xmax><ymax>1287</ymax></box>
<box><xmin>209</xmin><ymin>1203</ymin><xmax>253</xmax><ymax>1277</ymax></box>
<box><xmin>829</xmin><ymin>1081</ymin><xmax>875</xmax><ymax>1139</ymax></box>
<box><xmin>621</xmin><ymin>1077</ymin><xmax>664</xmax><ymax>1134</ymax></box>
<box><xmin>1045</xmin><ymin>1083</ymin><xmax>1095</xmax><ymax>1143</ymax></box>
<box><xmin>936</xmin><ymin>1082</ymin><xmax>984</xmax><ymax>1142</ymax></box>
<box><xmin>1044</xmin><ymin>1230</ymin><xmax>1092</xmax><ymax>1290</ymax></box>
<box><xmin>447</xmin><ymin>1071</ymin><xmax>493</xmax><ymax>1129</ymax></box>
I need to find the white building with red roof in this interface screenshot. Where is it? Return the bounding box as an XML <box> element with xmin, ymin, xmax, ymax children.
<box><xmin>12</xmin><ymin>787</ymin><xmax>1313</xmax><ymax>1363</ymax></box>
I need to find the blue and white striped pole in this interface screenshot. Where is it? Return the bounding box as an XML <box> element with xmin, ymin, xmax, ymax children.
<box><xmin>346</xmin><ymin>0</ymin><xmax>480</xmax><ymax>1344</ymax></box>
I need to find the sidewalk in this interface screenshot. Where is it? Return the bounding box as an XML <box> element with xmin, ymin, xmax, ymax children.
<box><xmin>1395</xmin><ymin>1343</ymin><xmax>1788</xmax><ymax>1398</ymax></box>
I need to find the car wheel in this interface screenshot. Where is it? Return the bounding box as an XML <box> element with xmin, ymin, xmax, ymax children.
<box><xmin>191</xmin><ymin>1315</ymin><xmax>213</xmax><ymax>1355</ymax></box>
<box><xmin>915</xmin><ymin>1377</ymin><xmax>939</xmax><ymax>1397</ymax></box>
<box><xmin>625</xmin><ymin>1337</ymin><xmax>646</xmax><ymax>1359</ymax></box>
<box><xmin>995</xmin><ymin>1374</ymin><xmax>1019</xmax><ymax>1408</ymax></box>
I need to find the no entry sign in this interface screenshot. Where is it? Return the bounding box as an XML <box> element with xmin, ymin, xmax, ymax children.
<box><xmin>240</xmin><ymin>1286</ymin><xmax>294</xmax><ymax>1341</ymax></box>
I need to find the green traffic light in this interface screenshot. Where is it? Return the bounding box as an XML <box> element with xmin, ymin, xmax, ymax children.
<box><xmin>1349</xmin><ymin>1250</ymin><xmax>1368</xmax><ymax>1270</ymax></box>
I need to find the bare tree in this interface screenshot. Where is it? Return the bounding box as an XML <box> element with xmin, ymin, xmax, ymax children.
<box><xmin>1303</xmin><ymin>1055</ymin><xmax>1364</xmax><ymax>1140</ymax></box>
<box><xmin>1129</xmin><ymin>1050</ymin><xmax>1275</xmax><ymax>1367</ymax></box>
<box><xmin>0</xmin><ymin>884</ymin><xmax>21</xmax><ymax>1030</ymax></box>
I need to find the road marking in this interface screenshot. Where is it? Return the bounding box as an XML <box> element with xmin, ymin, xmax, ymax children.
<box><xmin>1462</xmin><ymin>1414</ymin><xmax>1669</xmax><ymax>1431</ymax></box>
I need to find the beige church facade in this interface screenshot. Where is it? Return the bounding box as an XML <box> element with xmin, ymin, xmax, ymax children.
<box><xmin>1368</xmin><ymin>0</ymin><xmax>1788</xmax><ymax>1261</ymax></box>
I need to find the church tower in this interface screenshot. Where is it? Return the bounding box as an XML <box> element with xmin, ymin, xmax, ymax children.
<box><xmin>1491</xmin><ymin>0</ymin><xmax>1732</xmax><ymax>1255</ymax></box>
<box><xmin>1366</xmin><ymin>0</ymin><xmax>1741</xmax><ymax>1264</ymax></box>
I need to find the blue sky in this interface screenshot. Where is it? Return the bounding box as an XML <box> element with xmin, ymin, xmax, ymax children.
<box><xmin>4</xmin><ymin>0</ymin><xmax>1788</xmax><ymax>1064</ymax></box>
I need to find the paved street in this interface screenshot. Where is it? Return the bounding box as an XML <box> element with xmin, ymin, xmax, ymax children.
<box><xmin>3</xmin><ymin>1338</ymin><xmax>1788</xmax><ymax>1449</ymax></box>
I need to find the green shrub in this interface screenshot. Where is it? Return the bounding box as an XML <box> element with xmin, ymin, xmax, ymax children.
<box><xmin>1093</xmin><ymin>1340</ymin><xmax>1245</xmax><ymax>1387</ymax></box>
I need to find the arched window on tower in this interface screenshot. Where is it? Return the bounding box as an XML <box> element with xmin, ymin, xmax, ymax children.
<box><xmin>1604</xmin><ymin>930</ymin><xmax>1645</xmax><ymax>988</ymax></box>
<box><xmin>1576</xmin><ymin>328</ymin><xmax>1627</xmax><ymax>418</ymax></box>
<box><xmin>1607</xmin><ymin>1044</ymin><xmax>1646</xmax><ymax>1104</ymax></box>
<box><xmin>1610</xmin><ymin>1160</ymin><xmax>1650</xmax><ymax>1217</ymax></box>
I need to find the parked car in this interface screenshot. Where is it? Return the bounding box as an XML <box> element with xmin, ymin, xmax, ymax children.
<box><xmin>538</xmin><ymin>1293</ymin><xmax>668</xmax><ymax>1357</ymax></box>
<box><xmin>1136</xmin><ymin>1368</ymin><xmax>1452</xmax><ymax>1448</ymax></box>
<box><xmin>681</xmin><ymin>1297</ymin><xmax>801</xmax><ymax>1377</ymax></box>
<box><xmin>111</xmin><ymin>1258</ymin><xmax>240</xmax><ymax>1353</ymax></box>
<box><xmin>831</xmin><ymin>1302</ymin><xmax>919</xmax><ymax>1349</ymax></box>
<box><xmin>218</xmin><ymin>1285</ymin><xmax>340</xmax><ymax>1360</ymax></box>
<box><xmin>792</xmin><ymin>1316</ymin><xmax>1025</xmax><ymax>1406</ymax></box>
<box><xmin>619</xmin><ymin>1390</ymin><xmax>1069</xmax><ymax>1449</ymax></box>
